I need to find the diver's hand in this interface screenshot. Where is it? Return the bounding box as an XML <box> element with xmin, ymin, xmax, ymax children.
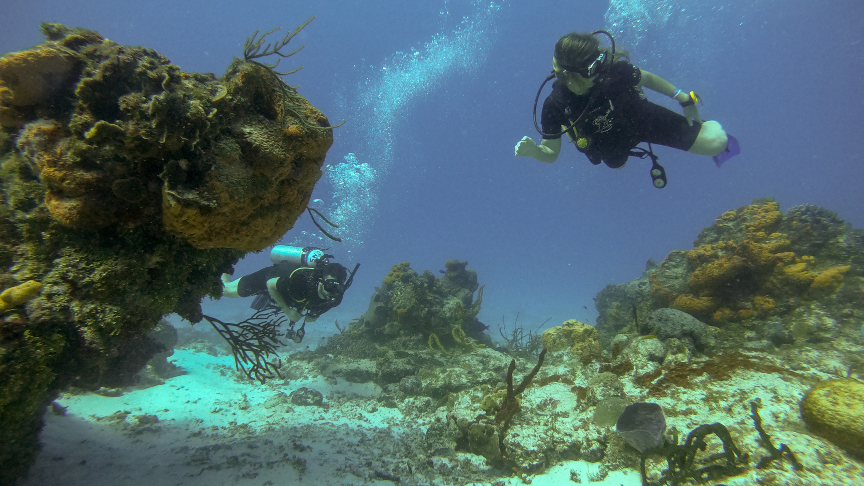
<box><xmin>682</xmin><ymin>104</ymin><xmax>702</xmax><ymax>126</ymax></box>
<box><xmin>283</xmin><ymin>307</ymin><xmax>302</xmax><ymax>322</ymax></box>
<box><xmin>221</xmin><ymin>273</ymin><xmax>241</xmax><ymax>298</ymax></box>
<box><xmin>515</xmin><ymin>136</ymin><xmax>540</xmax><ymax>157</ymax></box>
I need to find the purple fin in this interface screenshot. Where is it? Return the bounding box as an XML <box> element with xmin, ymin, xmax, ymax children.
<box><xmin>713</xmin><ymin>134</ymin><xmax>740</xmax><ymax>167</ymax></box>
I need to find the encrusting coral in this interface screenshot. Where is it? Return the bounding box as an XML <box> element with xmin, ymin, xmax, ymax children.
<box><xmin>0</xmin><ymin>21</ymin><xmax>335</xmax><ymax>483</ymax></box>
<box><xmin>595</xmin><ymin>198</ymin><xmax>864</xmax><ymax>350</ymax></box>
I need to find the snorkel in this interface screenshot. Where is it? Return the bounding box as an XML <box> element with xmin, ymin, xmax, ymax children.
<box><xmin>532</xmin><ymin>30</ymin><xmax>616</xmax><ymax>137</ymax></box>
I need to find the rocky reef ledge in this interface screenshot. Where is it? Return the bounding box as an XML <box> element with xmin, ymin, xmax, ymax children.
<box><xmin>0</xmin><ymin>23</ymin><xmax>333</xmax><ymax>483</ymax></box>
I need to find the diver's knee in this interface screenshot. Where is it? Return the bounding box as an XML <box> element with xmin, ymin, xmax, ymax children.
<box><xmin>708</xmin><ymin>129</ymin><xmax>728</xmax><ymax>156</ymax></box>
<box><xmin>690</xmin><ymin>121</ymin><xmax>728</xmax><ymax>156</ymax></box>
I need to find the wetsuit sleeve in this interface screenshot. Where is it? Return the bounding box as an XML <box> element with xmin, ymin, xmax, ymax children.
<box><xmin>605</xmin><ymin>61</ymin><xmax>641</xmax><ymax>89</ymax></box>
<box><xmin>540</xmin><ymin>94</ymin><xmax>565</xmax><ymax>140</ymax></box>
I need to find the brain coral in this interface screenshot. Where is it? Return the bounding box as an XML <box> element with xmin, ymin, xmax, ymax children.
<box><xmin>801</xmin><ymin>378</ymin><xmax>864</xmax><ymax>459</ymax></box>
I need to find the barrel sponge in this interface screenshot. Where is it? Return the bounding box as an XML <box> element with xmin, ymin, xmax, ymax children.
<box><xmin>0</xmin><ymin>280</ymin><xmax>43</xmax><ymax>312</ymax></box>
<box><xmin>800</xmin><ymin>378</ymin><xmax>864</xmax><ymax>458</ymax></box>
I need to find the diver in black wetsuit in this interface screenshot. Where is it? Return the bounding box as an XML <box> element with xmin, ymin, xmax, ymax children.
<box><xmin>221</xmin><ymin>246</ymin><xmax>359</xmax><ymax>338</ymax></box>
<box><xmin>515</xmin><ymin>31</ymin><xmax>739</xmax><ymax>188</ymax></box>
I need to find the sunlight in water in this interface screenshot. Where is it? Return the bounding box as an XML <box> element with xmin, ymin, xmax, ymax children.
<box><xmin>604</xmin><ymin>0</ymin><xmax>674</xmax><ymax>47</ymax></box>
<box><xmin>291</xmin><ymin>1</ymin><xmax>501</xmax><ymax>252</ymax></box>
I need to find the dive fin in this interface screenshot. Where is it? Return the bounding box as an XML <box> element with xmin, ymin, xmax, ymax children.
<box><xmin>713</xmin><ymin>134</ymin><xmax>740</xmax><ymax>167</ymax></box>
<box><xmin>250</xmin><ymin>293</ymin><xmax>272</xmax><ymax>310</ymax></box>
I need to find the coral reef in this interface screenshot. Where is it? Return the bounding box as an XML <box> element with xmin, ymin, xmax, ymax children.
<box><xmin>303</xmin><ymin>260</ymin><xmax>493</xmax><ymax>405</ymax></box>
<box><xmin>541</xmin><ymin>318</ymin><xmax>601</xmax><ymax>363</ymax></box>
<box><xmin>0</xmin><ymin>22</ymin><xmax>334</xmax><ymax>483</ymax></box>
<box><xmin>255</xmin><ymin>202</ymin><xmax>864</xmax><ymax>484</ymax></box>
<box><xmin>0</xmin><ymin>23</ymin><xmax>332</xmax><ymax>250</ymax></box>
<box><xmin>595</xmin><ymin>198</ymin><xmax>864</xmax><ymax>354</ymax></box>
<box><xmin>334</xmin><ymin>259</ymin><xmax>491</xmax><ymax>354</ymax></box>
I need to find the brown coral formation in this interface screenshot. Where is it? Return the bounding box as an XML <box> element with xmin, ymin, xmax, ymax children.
<box><xmin>645</xmin><ymin>200</ymin><xmax>862</xmax><ymax>324</ymax></box>
<box><xmin>160</xmin><ymin>59</ymin><xmax>332</xmax><ymax>250</ymax></box>
<box><xmin>0</xmin><ymin>22</ymin><xmax>335</xmax><ymax>483</ymax></box>
<box><xmin>320</xmin><ymin>260</ymin><xmax>492</xmax><ymax>360</ymax></box>
<box><xmin>595</xmin><ymin>198</ymin><xmax>864</xmax><ymax>349</ymax></box>
<box><xmin>4</xmin><ymin>23</ymin><xmax>332</xmax><ymax>250</ymax></box>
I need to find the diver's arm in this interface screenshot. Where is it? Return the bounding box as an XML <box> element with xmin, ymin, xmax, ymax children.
<box><xmin>515</xmin><ymin>136</ymin><xmax>561</xmax><ymax>163</ymax></box>
<box><xmin>637</xmin><ymin>70</ymin><xmax>688</xmax><ymax>101</ymax></box>
<box><xmin>266</xmin><ymin>278</ymin><xmax>302</xmax><ymax>322</ymax></box>
<box><xmin>638</xmin><ymin>69</ymin><xmax>702</xmax><ymax>126</ymax></box>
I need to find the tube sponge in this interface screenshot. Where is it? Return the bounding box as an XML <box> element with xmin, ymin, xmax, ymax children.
<box><xmin>0</xmin><ymin>280</ymin><xmax>42</xmax><ymax>312</ymax></box>
<box><xmin>615</xmin><ymin>402</ymin><xmax>666</xmax><ymax>453</ymax></box>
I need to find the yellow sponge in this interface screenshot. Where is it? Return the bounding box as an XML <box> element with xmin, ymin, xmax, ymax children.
<box><xmin>0</xmin><ymin>280</ymin><xmax>43</xmax><ymax>311</ymax></box>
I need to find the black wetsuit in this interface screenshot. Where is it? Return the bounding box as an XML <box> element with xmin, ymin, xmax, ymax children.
<box><xmin>541</xmin><ymin>61</ymin><xmax>702</xmax><ymax>168</ymax></box>
<box><xmin>235</xmin><ymin>263</ymin><xmax>342</xmax><ymax>319</ymax></box>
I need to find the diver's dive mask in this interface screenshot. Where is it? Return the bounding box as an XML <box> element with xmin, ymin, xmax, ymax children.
<box><xmin>554</xmin><ymin>51</ymin><xmax>606</xmax><ymax>79</ymax></box>
<box><xmin>320</xmin><ymin>277</ymin><xmax>344</xmax><ymax>300</ymax></box>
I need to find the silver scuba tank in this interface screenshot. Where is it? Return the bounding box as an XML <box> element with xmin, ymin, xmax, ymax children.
<box><xmin>270</xmin><ymin>246</ymin><xmax>325</xmax><ymax>267</ymax></box>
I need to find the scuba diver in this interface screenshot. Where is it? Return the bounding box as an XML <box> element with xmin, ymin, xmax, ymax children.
<box><xmin>515</xmin><ymin>31</ymin><xmax>740</xmax><ymax>188</ymax></box>
<box><xmin>221</xmin><ymin>245</ymin><xmax>359</xmax><ymax>342</ymax></box>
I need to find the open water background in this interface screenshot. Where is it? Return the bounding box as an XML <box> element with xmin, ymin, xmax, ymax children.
<box><xmin>3</xmin><ymin>0</ymin><xmax>863</xmax><ymax>334</ymax></box>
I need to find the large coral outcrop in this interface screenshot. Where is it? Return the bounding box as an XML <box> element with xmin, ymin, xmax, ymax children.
<box><xmin>351</xmin><ymin>260</ymin><xmax>489</xmax><ymax>351</ymax></box>
<box><xmin>312</xmin><ymin>260</ymin><xmax>492</xmax><ymax>386</ymax></box>
<box><xmin>594</xmin><ymin>198</ymin><xmax>864</xmax><ymax>352</ymax></box>
<box><xmin>3</xmin><ymin>23</ymin><xmax>331</xmax><ymax>250</ymax></box>
<box><xmin>0</xmin><ymin>23</ymin><xmax>334</xmax><ymax>484</ymax></box>
<box><xmin>541</xmin><ymin>319</ymin><xmax>601</xmax><ymax>363</ymax></box>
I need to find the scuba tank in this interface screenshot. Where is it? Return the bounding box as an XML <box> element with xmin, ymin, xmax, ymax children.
<box><xmin>252</xmin><ymin>245</ymin><xmax>327</xmax><ymax>311</ymax></box>
<box><xmin>270</xmin><ymin>246</ymin><xmax>326</xmax><ymax>267</ymax></box>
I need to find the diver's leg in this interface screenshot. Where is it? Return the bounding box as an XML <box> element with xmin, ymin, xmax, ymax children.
<box><xmin>688</xmin><ymin>120</ymin><xmax>728</xmax><ymax>157</ymax></box>
<box><xmin>221</xmin><ymin>266</ymin><xmax>279</xmax><ymax>298</ymax></box>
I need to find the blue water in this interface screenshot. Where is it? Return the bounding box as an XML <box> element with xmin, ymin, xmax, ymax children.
<box><xmin>3</xmin><ymin>0</ymin><xmax>863</xmax><ymax>336</ymax></box>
